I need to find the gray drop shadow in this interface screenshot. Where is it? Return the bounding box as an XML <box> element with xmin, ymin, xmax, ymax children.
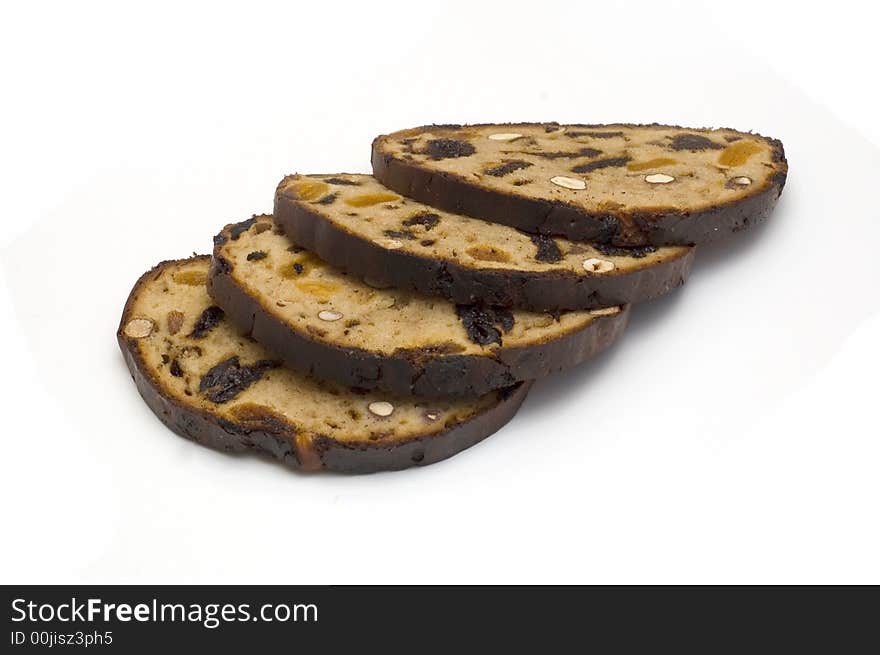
<box><xmin>525</xmin><ymin>286</ymin><xmax>688</xmax><ymax>414</ymax></box>
<box><xmin>525</xmin><ymin>190</ymin><xmax>793</xmax><ymax>417</ymax></box>
<box><xmin>691</xmin><ymin>194</ymin><xmax>788</xmax><ymax>275</ymax></box>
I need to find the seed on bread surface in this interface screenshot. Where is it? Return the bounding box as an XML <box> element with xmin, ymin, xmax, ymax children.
<box><xmin>124</xmin><ymin>318</ymin><xmax>155</xmax><ymax>339</ymax></box>
<box><xmin>379</xmin><ymin>238</ymin><xmax>404</xmax><ymax>250</ymax></box>
<box><xmin>582</xmin><ymin>258</ymin><xmax>615</xmax><ymax>273</ymax></box>
<box><xmin>368</xmin><ymin>401</ymin><xmax>395</xmax><ymax>417</ymax></box>
<box><xmin>550</xmin><ymin>175</ymin><xmax>586</xmax><ymax>190</ymax></box>
<box><xmin>317</xmin><ymin>310</ymin><xmax>343</xmax><ymax>322</ymax></box>
<box><xmin>645</xmin><ymin>173</ymin><xmax>675</xmax><ymax>184</ymax></box>
<box><xmin>588</xmin><ymin>306</ymin><xmax>622</xmax><ymax>316</ymax></box>
<box><xmin>488</xmin><ymin>132</ymin><xmax>524</xmax><ymax>141</ymax></box>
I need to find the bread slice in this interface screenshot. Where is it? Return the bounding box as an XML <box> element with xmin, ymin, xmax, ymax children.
<box><xmin>274</xmin><ymin>173</ymin><xmax>694</xmax><ymax>311</ymax></box>
<box><xmin>372</xmin><ymin>123</ymin><xmax>787</xmax><ymax>246</ymax></box>
<box><xmin>208</xmin><ymin>216</ymin><xmax>629</xmax><ymax>397</ymax></box>
<box><xmin>118</xmin><ymin>257</ymin><xmax>529</xmax><ymax>473</ymax></box>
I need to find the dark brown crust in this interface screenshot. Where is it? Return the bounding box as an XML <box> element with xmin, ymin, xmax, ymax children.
<box><xmin>118</xmin><ymin>257</ymin><xmax>530</xmax><ymax>474</ymax></box>
<box><xmin>371</xmin><ymin>123</ymin><xmax>788</xmax><ymax>246</ymax></box>
<box><xmin>274</xmin><ymin>180</ymin><xmax>695</xmax><ymax>311</ymax></box>
<box><xmin>208</xmin><ymin>223</ymin><xmax>631</xmax><ymax>396</ymax></box>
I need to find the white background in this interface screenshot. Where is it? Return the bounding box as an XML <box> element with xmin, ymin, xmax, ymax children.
<box><xmin>1</xmin><ymin>0</ymin><xmax>878</xmax><ymax>584</ymax></box>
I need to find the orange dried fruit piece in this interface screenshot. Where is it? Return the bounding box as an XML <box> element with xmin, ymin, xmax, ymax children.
<box><xmin>173</xmin><ymin>270</ymin><xmax>207</xmax><ymax>286</ymax></box>
<box><xmin>627</xmin><ymin>157</ymin><xmax>678</xmax><ymax>171</ymax></box>
<box><xmin>466</xmin><ymin>245</ymin><xmax>512</xmax><ymax>263</ymax></box>
<box><xmin>294</xmin><ymin>280</ymin><xmax>339</xmax><ymax>299</ymax></box>
<box><xmin>344</xmin><ymin>193</ymin><xmax>401</xmax><ymax>207</ymax></box>
<box><xmin>289</xmin><ymin>180</ymin><xmax>330</xmax><ymax>201</ymax></box>
<box><xmin>718</xmin><ymin>140</ymin><xmax>763</xmax><ymax>167</ymax></box>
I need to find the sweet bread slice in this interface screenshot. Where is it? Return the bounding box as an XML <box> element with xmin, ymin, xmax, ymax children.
<box><xmin>274</xmin><ymin>173</ymin><xmax>694</xmax><ymax>311</ymax></box>
<box><xmin>372</xmin><ymin>123</ymin><xmax>787</xmax><ymax>246</ymax></box>
<box><xmin>208</xmin><ymin>216</ymin><xmax>629</xmax><ymax>397</ymax></box>
<box><xmin>118</xmin><ymin>257</ymin><xmax>529</xmax><ymax>473</ymax></box>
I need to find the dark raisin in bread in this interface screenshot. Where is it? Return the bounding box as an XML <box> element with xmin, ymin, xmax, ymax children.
<box><xmin>117</xmin><ymin>256</ymin><xmax>529</xmax><ymax>473</ymax></box>
<box><xmin>372</xmin><ymin>123</ymin><xmax>787</xmax><ymax>246</ymax></box>
<box><xmin>274</xmin><ymin>173</ymin><xmax>694</xmax><ymax>311</ymax></box>
<box><xmin>208</xmin><ymin>216</ymin><xmax>630</xmax><ymax>397</ymax></box>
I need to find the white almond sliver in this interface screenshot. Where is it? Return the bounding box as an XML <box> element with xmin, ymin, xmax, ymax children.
<box><xmin>582</xmin><ymin>258</ymin><xmax>615</xmax><ymax>273</ymax></box>
<box><xmin>488</xmin><ymin>132</ymin><xmax>523</xmax><ymax>141</ymax></box>
<box><xmin>550</xmin><ymin>176</ymin><xmax>586</xmax><ymax>190</ymax></box>
<box><xmin>368</xmin><ymin>401</ymin><xmax>394</xmax><ymax>417</ymax></box>
<box><xmin>124</xmin><ymin>318</ymin><xmax>155</xmax><ymax>339</ymax></box>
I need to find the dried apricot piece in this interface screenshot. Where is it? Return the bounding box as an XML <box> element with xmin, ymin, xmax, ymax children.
<box><xmin>173</xmin><ymin>270</ymin><xmax>207</xmax><ymax>286</ymax></box>
<box><xmin>466</xmin><ymin>245</ymin><xmax>512</xmax><ymax>263</ymax></box>
<box><xmin>718</xmin><ymin>140</ymin><xmax>763</xmax><ymax>166</ymax></box>
<box><xmin>627</xmin><ymin>157</ymin><xmax>677</xmax><ymax>171</ymax></box>
<box><xmin>290</xmin><ymin>180</ymin><xmax>330</xmax><ymax>201</ymax></box>
<box><xmin>294</xmin><ymin>280</ymin><xmax>339</xmax><ymax>300</ymax></box>
<box><xmin>344</xmin><ymin>193</ymin><xmax>402</xmax><ymax>207</ymax></box>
